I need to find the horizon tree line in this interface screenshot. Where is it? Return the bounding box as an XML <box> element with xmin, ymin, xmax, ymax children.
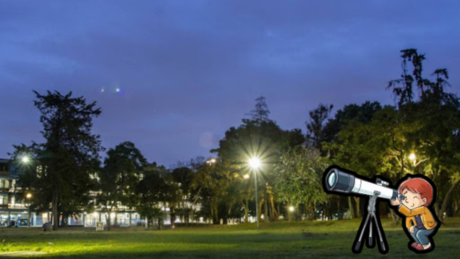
<box><xmin>8</xmin><ymin>48</ymin><xmax>460</xmax><ymax>230</ymax></box>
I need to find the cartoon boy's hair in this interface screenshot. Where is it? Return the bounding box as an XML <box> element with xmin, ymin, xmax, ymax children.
<box><xmin>398</xmin><ymin>177</ymin><xmax>434</xmax><ymax>206</ymax></box>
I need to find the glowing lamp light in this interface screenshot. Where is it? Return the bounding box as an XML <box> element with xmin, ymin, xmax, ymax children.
<box><xmin>21</xmin><ymin>156</ymin><xmax>30</xmax><ymax>163</ymax></box>
<box><xmin>289</xmin><ymin>206</ymin><xmax>295</xmax><ymax>212</ymax></box>
<box><xmin>26</xmin><ymin>193</ymin><xmax>32</xmax><ymax>199</ymax></box>
<box><xmin>248</xmin><ymin>157</ymin><xmax>261</xmax><ymax>169</ymax></box>
<box><xmin>409</xmin><ymin>153</ymin><xmax>416</xmax><ymax>161</ymax></box>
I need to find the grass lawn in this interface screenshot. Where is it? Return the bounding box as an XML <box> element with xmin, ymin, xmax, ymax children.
<box><xmin>1</xmin><ymin>218</ymin><xmax>460</xmax><ymax>258</ymax></box>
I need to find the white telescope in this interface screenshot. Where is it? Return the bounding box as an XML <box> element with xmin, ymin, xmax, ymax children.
<box><xmin>325</xmin><ymin>168</ymin><xmax>404</xmax><ymax>200</ymax></box>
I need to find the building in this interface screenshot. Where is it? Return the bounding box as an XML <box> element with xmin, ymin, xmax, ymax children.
<box><xmin>0</xmin><ymin>158</ymin><xmax>38</xmax><ymax>227</ymax></box>
<box><xmin>0</xmin><ymin>158</ymin><xmax>203</xmax><ymax>228</ymax></box>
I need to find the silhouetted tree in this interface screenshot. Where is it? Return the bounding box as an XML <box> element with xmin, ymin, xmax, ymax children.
<box><xmin>12</xmin><ymin>90</ymin><xmax>103</xmax><ymax>230</ymax></box>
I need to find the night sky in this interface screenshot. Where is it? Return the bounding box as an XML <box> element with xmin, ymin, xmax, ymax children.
<box><xmin>1</xmin><ymin>0</ymin><xmax>459</xmax><ymax>167</ymax></box>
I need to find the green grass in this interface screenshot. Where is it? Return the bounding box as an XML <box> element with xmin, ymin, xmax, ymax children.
<box><xmin>1</xmin><ymin>218</ymin><xmax>460</xmax><ymax>258</ymax></box>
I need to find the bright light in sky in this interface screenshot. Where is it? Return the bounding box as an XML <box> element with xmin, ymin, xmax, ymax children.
<box><xmin>101</xmin><ymin>88</ymin><xmax>105</xmax><ymax>93</ymax></box>
<box><xmin>116</xmin><ymin>87</ymin><xmax>120</xmax><ymax>93</ymax></box>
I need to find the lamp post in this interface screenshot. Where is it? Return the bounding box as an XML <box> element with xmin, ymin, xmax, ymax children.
<box><xmin>408</xmin><ymin>152</ymin><xmax>416</xmax><ymax>173</ymax></box>
<box><xmin>20</xmin><ymin>155</ymin><xmax>32</xmax><ymax>228</ymax></box>
<box><xmin>408</xmin><ymin>153</ymin><xmax>416</xmax><ymax>166</ymax></box>
<box><xmin>25</xmin><ymin>193</ymin><xmax>32</xmax><ymax>228</ymax></box>
<box><xmin>289</xmin><ymin>205</ymin><xmax>295</xmax><ymax>221</ymax></box>
<box><xmin>248</xmin><ymin>157</ymin><xmax>261</xmax><ymax>230</ymax></box>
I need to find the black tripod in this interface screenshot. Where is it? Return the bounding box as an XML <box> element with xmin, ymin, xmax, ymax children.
<box><xmin>353</xmin><ymin>191</ymin><xmax>388</xmax><ymax>254</ymax></box>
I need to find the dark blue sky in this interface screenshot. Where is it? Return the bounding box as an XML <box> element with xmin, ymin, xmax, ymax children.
<box><xmin>1</xmin><ymin>0</ymin><xmax>459</xmax><ymax>167</ymax></box>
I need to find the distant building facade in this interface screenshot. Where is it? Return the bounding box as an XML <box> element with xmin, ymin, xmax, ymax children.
<box><xmin>0</xmin><ymin>158</ymin><xmax>203</xmax><ymax>228</ymax></box>
<box><xmin>0</xmin><ymin>158</ymin><xmax>37</xmax><ymax>227</ymax></box>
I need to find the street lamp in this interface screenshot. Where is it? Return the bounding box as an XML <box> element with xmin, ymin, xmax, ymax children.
<box><xmin>25</xmin><ymin>192</ymin><xmax>32</xmax><ymax>228</ymax></box>
<box><xmin>21</xmin><ymin>156</ymin><xmax>30</xmax><ymax>164</ymax></box>
<box><xmin>248</xmin><ymin>157</ymin><xmax>261</xmax><ymax>230</ymax></box>
<box><xmin>206</xmin><ymin>158</ymin><xmax>217</xmax><ymax>165</ymax></box>
<box><xmin>409</xmin><ymin>153</ymin><xmax>416</xmax><ymax>165</ymax></box>
<box><xmin>289</xmin><ymin>206</ymin><xmax>295</xmax><ymax>221</ymax></box>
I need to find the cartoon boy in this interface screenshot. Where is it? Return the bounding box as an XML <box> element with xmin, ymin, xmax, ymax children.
<box><xmin>390</xmin><ymin>177</ymin><xmax>438</xmax><ymax>252</ymax></box>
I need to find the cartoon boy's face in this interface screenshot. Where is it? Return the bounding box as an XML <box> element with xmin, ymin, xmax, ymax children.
<box><xmin>402</xmin><ymin>188</ymin><xmax>427</xmax><ymax>209</ymax></box>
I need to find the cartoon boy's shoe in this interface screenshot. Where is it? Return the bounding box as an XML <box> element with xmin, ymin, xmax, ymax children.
<box><xmin>411</xmin><ymin>243</ymin><xmax>419</xmax><ymax>248</ymax></box>
<box><xmin>416</xmin><ymin>245</ymin><xmax>424</xmax><ymax>251</ymax></box>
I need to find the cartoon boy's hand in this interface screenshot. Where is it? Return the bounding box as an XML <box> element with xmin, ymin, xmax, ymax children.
<box><xmin>409</xmin><ymin>226</ymin><xmax>415</xmax><ymax>233</ymax></box>
<box><xmin>390</xmin><ymin>199</ymin><xmax>400</xmax><ymax>206</ymax></box>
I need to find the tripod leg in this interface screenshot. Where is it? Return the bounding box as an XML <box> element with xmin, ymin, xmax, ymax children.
<box><xmin>372</xmin><ymin>212</ymin><xmax>387</xmax><ymax>253</ymax></box>
<box><xmin>354</xmin><ymin>212</ymin><xmax>371</xmax><ymax>253</ymax></box>
<box><xmin>368</xmin><ymin>216</ymin><xmax>374</xmax><ymax>247</ymax></box>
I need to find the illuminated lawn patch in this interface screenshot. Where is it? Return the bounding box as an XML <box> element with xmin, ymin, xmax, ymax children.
<box><xmin>1</xmin><ymin>218</ymin><xmax>459</xmax><ymax>258</ymax></box>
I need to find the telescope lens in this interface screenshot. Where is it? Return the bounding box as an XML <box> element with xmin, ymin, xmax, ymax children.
<box><xmin>328</xmin><ymin>173</ymin><xmax>336</xmax><ymax>187</ymax></box>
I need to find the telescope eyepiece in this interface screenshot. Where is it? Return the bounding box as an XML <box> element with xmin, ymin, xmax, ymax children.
<box><xmin>376</xmin><ymin>178</ymin><xmax>389</xmax><ymax>187</ymax></box>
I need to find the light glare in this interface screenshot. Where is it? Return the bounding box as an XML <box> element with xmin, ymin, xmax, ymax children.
<box><xmin>21</xmin><ymin>156</ymin><xmax>30</xmax><ymax>163</ymax></box>
<box><xmin>248</xmin><ymin>157</ymin><xmax>261</xmax><ymax>169</ymax></box>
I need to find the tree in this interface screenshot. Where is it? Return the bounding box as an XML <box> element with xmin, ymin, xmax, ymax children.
<box><xmin>213</xmin><ymin>97</ymin><xmax>305</xmax><ymax>222</ymax></box>
<box><xmin>12</xmin><ymin>91</ymin><xmax>103</xmax><ymax>230</ymax></box>
<box><xmin>136</xmin><ymin>163</ymin><xmax>173</xmax><ymax>229</ymax></box>
<box><xmin>306</xmin><ymin>104</ymin><xmax>333</xmax><ymax>151</ymax></box>
<box><xmin>191</xmin><ymin>158</ymin><xmax>231</xmax><ymax>224</ymax></box>
<box><xmin>171</xmin><ymin>166</ymin><xmax>195</xmax><ymax>224</ymax></box>
<box><xmin>96</xmin><ymin>141</ymin><xmax>147</xmax><ymax>230</ymax></box>
<box><xmin>322</xmin><ymin>101</ymin><xmax>383</xmax><ymax>219</ymax></box>
<box><xmin>246</xmin><ymin>96</ymin><xmax>271</xmax><ymax>123</ymax></box>
<box><xmin>387</xmin><ymin>49</ymin><xmax>460</xmax><ymax>221</ymax></box>
<box><xmin>273</xmin><ymin>146</ymin><xmax>328</xmax><ymax>220</ymax></box>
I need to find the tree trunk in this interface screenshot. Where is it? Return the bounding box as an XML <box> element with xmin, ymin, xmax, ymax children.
<box><xmin>455</xmin><ymin>202</ymin><xmax>460</xmax><ymax>217</ymax></box>
<box><xmin>348</xmin><ymin>197</ymin><xmax>355</xmax><ymax>219</ymax></box>
<box><xmin>264</xmin><ymin>190</ymin><xmax>269</xmax><ymax>223</ymax></box>
<box><xmin>114</xmin><ymin>213</ymin><xmax>118</xmax><ymax>226</ymax></box>
<box><xmin>106</xmin><ymin>213</ymin><xmax>111</xmax><ymax>231</ymax></box>
<box><xmin>389</xmin><ymin>207</ymin><xmax>400</xmax><ymax>225</ymax></box>
<box><xmin>312</xmin><ymin>203</ymin><xmax>317</xmax><ymax>220</ymax></box>
<box><xmin>170</xmin><ymin>207</ymin><xmax>176</xmax><ymax>228</ymax></box>
<box><xmin>227</xmin><ymin>204</ymin><xmax>233</xmax><ymax>219</ymax></box>
<box><xmin>158</xmin><ymin>217</ymin><xmax>162</xmax><ymax>230</ymax></box>
<box><xmin>258</xmin><ymin>199</ymin><xmax>264</xmax><ymax>222</ymax></box>
<box><xmin>52</xmin><ymin>191</ymin><xmax>59</xmax><ymax>230</ymax></box>
<box><xmin>269</xmin><ymin>194</ymin><xmax>276</xmax><ymax>220</ymax></box>
<box><xmin>243</xmin><ymin>200</ymin><xmax>248</xmax><ymax>223</ymax></box>
<box><xmin>354</xmin><ymin>197</ymin><xmax>360</xmax><ymax>218</ymax></box>
<box><xmin>439</xmin><ymin>179</ymin><xmax>460</xmax><ymax>222</ymax></box>
<box><xmin>304</xmin><ymin>199</ymin><xmax>310</xmax><ymax>220</ymax></box>
<box><xmin>277</xmin><ymin>203</ymin><xmax>281</xmax><ymax>220</ymax></box>
<box><xmin>434</xmin><ymin>200</ymin><xmax>440</xmax><ymax>219</ymax></box>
